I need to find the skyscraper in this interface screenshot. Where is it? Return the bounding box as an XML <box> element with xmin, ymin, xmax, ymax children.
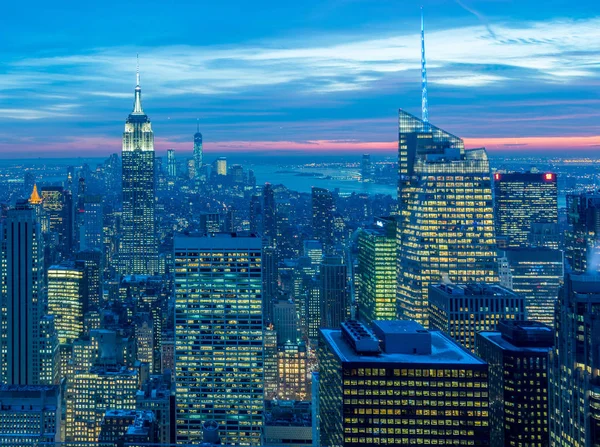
<box><xmin>121</xmin><ymin>68</ymin><xmax>158</xmax><ymax>275</ymax></box>
<box><xmin>493</xmin><ymin>171</ymin><xmax>558</xmax><ymax>248</ymax></box>
<box><xmin>80</xmin><ymin>194</ymin><xmax>103</xmax><ymax>252</ymax></box>
<box><xmin>396</xmin><ymin>110</ymin><xmax>498</xmax><ymax>327</ymax></box>
<box><xmin>361</xmin><ymin>154</ymin><xmax>372</xmax><ymax>182</ymax></box>
<box><xmin>428</xmin><ymin>283</ymin><xmax>526</xmax><ymax>351</ymax></box>
<box><xmin>320</xmin><ymin>255</ymin><xmax>349</xmax><ymax>329</ymax></box>
<box><xmin>357</xmin><ymin>217</ymin><xmax>397</xmax><ymax>324</ymax></box>
<box><xmin>174</xmin><ymin>233</ymin><xmax>264</xmax><ymax>445</ymax></box>
<box><xmin>47</xmin><ymin>262</ymin><xmax>85</xmax><ymax>344</ymax></box>
<box><xmin>500</xmin><ymin>248</ymin><xmax>564</xmax><ymax>327</ymax></box>
<box><xmin>40</xmin><ymin>185</ymin><xmax>73</xmax><ymax>258</ymax></box>
<box><xmin>167</xmin><ymin>148</ymin><xmax>176</xmax><ymax>178</ymax></box>
<box><xmin>550</xmin><ymin>272</ymin><xmax>600</xmax><ymax>446</ymax></box>
<box><xmin>312</xmin><ymin>187</ymin><xmax>335</xmax><ymax>253</ymax></box>
<box><xmin>476</xmin><ymin>320</ymin><xmax>553</xmax><ymax>447</ymax></box>
<box><xmin>194</xmin><ymin>120</ymin><xmax>203</xmax><ymax>180</ymax></box>
<box><xmin>319</xmin><ymin>320</ymin><xmax>490</xmax><ymax>446</ymax></box>
<box><xmin>2</xmin><ymin>202</ymin><xmax>44</xmax><ymax>385</ymax></box>
<box><xmin>216</xmin><ymin>157</ymin><xmax>227</xmax><ymax>176</ymax></box>
<box><xmin>565</xmin><ymin>191</ymin><xmax>600</xmax><ymax>273</ymax></box>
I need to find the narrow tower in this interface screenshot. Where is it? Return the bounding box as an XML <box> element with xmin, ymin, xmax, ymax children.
<box><xmin>193</xmin><ymin>119</ymin><xmax>203</xmax><ymax>182</ymax></box>
<box><xmin>120</xmin><ymin>61</ymin><xmax>158</xmax><ymax>275</ymax></box>
<box><xmin>421</xmin><ymin>7</ymin><xmax>429</xmax><ymax>126</ymax></box>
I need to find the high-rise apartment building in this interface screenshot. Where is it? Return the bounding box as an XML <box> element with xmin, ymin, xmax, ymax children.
<box><xmin>121</xmin><ymin>71</ymin><xmax>158</xmax><ymax>275</ymax></box>
<box><xmin>397</xmin><ymin>110</ymin><xmax>498</xmax><ymax>327</ymax></box>
<box><xmin>493</xmin><ymin>171</ymin><xmax>558</xmax><ymax>248</ymax></box>
<box><xmin>357</xmin><ymin>217</ymin><xmax>397</xmax><ymax>324</ymax></box>
<box><xmin>319</xmin><ymin>320</ymin><xmax>490</xmax><ymax>446</ymax></box>
<box><xmin>320</xmin><ymin>255</ymin><xmax>349</xmax><ymax>329</ymax></box>
<box><xmin>476</xmin><ymin>320</ymin><xmax>553</xmax><ymax>447</ymax></box>
<box><xmin>312</xmin><ymin>187</ymin><xmax>335</xmax><ymax>253</ymax></box>
<box><xmin>550</xmin><ymin>273</ymin><xmax>600</xmax><ymax>446</ymax></box>
<box><xmin>48</xmin><ymin>262</ymin><xmax>85</xmax><ymax>344</ymax></box>
<box><xmin>500</xmin><ymin>248</ymin><xmax>563</xmax><ymax>327</ymax></box>
<box><xmin>2</xmin><ymin>202</ymin><xmax>44</xmax><ymax>385</ymax></box>
<box><xmin>429</xmin><ymin>283</ymin><xmax>525</xmax><ymax>351</ymax></box>
<box><xmin>174</xmin><ymin>233</ymin><xmax>264</xmax><ymax>445</ymax></box>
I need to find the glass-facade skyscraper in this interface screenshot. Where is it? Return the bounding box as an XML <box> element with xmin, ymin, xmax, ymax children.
<box><xmin>550</xmin><ymin>272</ymin><xmax>600</xmax><ymax>446</ymax></box>
<box><xmin>194</xmin><ymin>121</ymin><xmax>203</xmax><ymax>180</ymax></box>
<box><xmin>120</xmin><ymin>73</ymin><xmax>158</xmax><ymax>275</ymax></box>
<box><xmin>174</xmin><ymin>233</ymin><xmax>264</xmax><ymax>446</ymax></box>
<box><xmin>493</xmin><ymin>171</ymin><xmax>558</xmax><ymax>248</ymax></box>
<box><xmin>397</xmin><ymin>110</ymin><xmax>498</xmax><ymax>327</ymax></box>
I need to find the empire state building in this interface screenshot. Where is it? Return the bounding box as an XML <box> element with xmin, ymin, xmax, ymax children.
<box><xmin>120</xmin><ymin>70</ymin><xmax>158</xmax><ymax>275</ymax></box>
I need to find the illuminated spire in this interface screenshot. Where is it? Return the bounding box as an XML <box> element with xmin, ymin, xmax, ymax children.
<box><xmin>132</xmin><ymin>54</ymin><xmax>144</xmax><ymax>115</ymax></box>
<box><xmin>421</xmin><ymin>7</ymin><xmax>430</xmax><ymax>126</ymax></box>
<box><xmin>196</xmin><ymin>118</ymin><xmax>200</xmax><ymax>133</ymax></box>
<box><xmin>29</xmin><ymin>184</ymin><xmax>42</xmax><ymax>205</ymax></box>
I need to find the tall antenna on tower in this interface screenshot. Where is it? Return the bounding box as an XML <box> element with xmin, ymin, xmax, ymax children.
<box><xmin>136</xmin><ymin>53</ymin><xmax>140</xmax><ymax>86</ymax></box>
<box><xmin>421</xmin><ymin>7</ymin><xmax>430</xmax><ymax>126</ymax></box>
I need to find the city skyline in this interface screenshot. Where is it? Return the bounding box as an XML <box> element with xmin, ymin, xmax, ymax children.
<box><xmin>1</xmin><ymin>0</ymin><xmax>599</xmax><ymax>157</ymax></box>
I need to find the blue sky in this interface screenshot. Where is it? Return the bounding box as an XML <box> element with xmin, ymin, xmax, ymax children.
<box><xmin>1</xmin><ymin>0</ymin><xmax>599</xmax><ymax>157</ymax></box>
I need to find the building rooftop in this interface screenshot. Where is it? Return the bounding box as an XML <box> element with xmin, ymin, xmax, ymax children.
<box><xmin>478</xmin><ymin>332</ymin><xmax>553</xmax><ymax>353</ymax></box>
<box><xmin>322</xmin><ymin>326</ymin><xmax>485</xmax><ymax>365</ymax></box>
<box><xmin>430</xmin><ymin>282</ymin><xmax>519</xmax><ymax>297</ymax></box>
<box><xmin>174</xmin><ymin>232</ymin><xmax>262</xmax><ymax>250</ymax></box>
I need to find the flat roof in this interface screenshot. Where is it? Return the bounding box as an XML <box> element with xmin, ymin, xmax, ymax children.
<box><xmin>322</xmin><ymin>329</ymin><xmax>485</xmax><ymax>365</ymax></box>
<box><xmin>174</xmin><ymin>232</ymin><xmax>262</xmax><ymax>250</ymax></box>
<box><xmin>478</xmin><ymin>332</ymin><xmax>552</xmax><ymax>353</ymax></box>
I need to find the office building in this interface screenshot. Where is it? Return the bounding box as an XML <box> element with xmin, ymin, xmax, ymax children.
<box><xmin>429</xmin><ymin>283</ymin><xmax>526</xmax><ymax>351</ymax></box>
<box><xmin>550</xmin><ymin>273</ymin><xmax>600</xmax><ymax>446</ymax></box>
<box><xmin>476</xmin><ymin>320</ymin><xmax>553</xmax><ymax>447</ymax></box>
<box><xmin>167</xmin><ymin>148</ymin><xmax>176</xmax><ymax>178</ymax></box>
<box><xmin>65</xmin><ymin>366</ymin><xmax>138</xmax><ymax>444</ymax></box>
<box><xmin>216</xmin><ymin>156</ymin><xmax>227</xmax><ymax>176</ymax></box>
<box><xmin>48</xmin><ymin>262</ymin><xmax>85</xmax><ymax>344</ymax></box>
<box><xmin>501</xmin><ymin>248</ymin><xmax>563</xmax><ymax>327</ymax></box>
<box><xmin>2</xmin><ymin>202</ymin><xmax>44</xmax><ymax>385</ymax></box>
<box><xmin>277</xmin><ymin>341</ymin><xmax>309</xmax><ymax>401</ymax></box>
<box><xmin>319</xmin><ymin>320</ymin><xmax>490</xmax><ymax>446</ymax></box>
<box><xmin>80</xmin><ymin>194</ymin><xmax>103</xmax><ymax>251</ymax></box>
<box><xmin>565</xmin><ymin>191</ymin><xmax>600</xmax><ymax>273</ymax></box>
<box><xmin>39</xmin><ymin>315</ymin><xmax>60</xmax><ymax>385</ymax></box>
<box><xmin>136</xmin><ymin>375</ymin><xmax>173</xmax><ymax>446</ymax></box>
<box><xmin>174</xmin><ymin>233</ymin><xmax>264</xmax><ymax>445</ymax></box>
<box><xmin>40</xmin><ymin>185</ymin><xmax>73</xmax><ymax>257</ymax></box>
<box><xmin>361</xmin><ymin>154</ymin><xmax>372</xmax><ymax>182</ymax></box>
<box><xmin>76</xmin><ymin>249</ymin><xmax>103</xmax><ymax>311</ymax></box>
<box><xmin>0</xmin><ymin>385</ymin><xmax>60</xmax><ymax>445</ymax></box>
<box><xmin>121</xmin><ymin>70</ymin><xmax>158</xmax><ymax>275</ymax></box>
<box><xmin>320</xmin><ymin>255</ymin><xmax>349</xmax><ymax>329</ymax></box>
<box><xmin>264</xmin><ymin>327</ymin><xmax>279</xmax><ymax>400</ymax></box>
<box><xmin>273</xmin><ymin>297</ymin><xmax>299</xmax><ymax>345</ymax></box>
<box><xmin>357</xmin><ymin>217</ymin><xmax>397</xmax><ymax>324</ymax></box>
<box><xmin>493</xmin><ymin>171</ymin><xmax>558</xmax><ymax>248</ymax></box>
<box><xmin>194</xmin><ymin>121</ymin><xmax>203</xmax><ymax>180</ymax></box>
<box><xmin>303</xmin><ymin>240</ymin><xmax>323</xmax><ymax>268</ymax></box>
<box><xmin>99</xmin><ymin>409</ymin><xmax>156</xmax><ymax>447</ymax></box>
<box><xmin>263</xmin><ymin>400</ymin><xmax>312</xmax><ymax>447</ymax></box>
<box><xmin>312</xmin><ymin>187</ymin><xmax>335</xmax><ymax>253</ymax></box>
<box><xmin>397</xmin><ymin>110</ymin><xmax>498</xmax><ymax>327</ymax></box>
